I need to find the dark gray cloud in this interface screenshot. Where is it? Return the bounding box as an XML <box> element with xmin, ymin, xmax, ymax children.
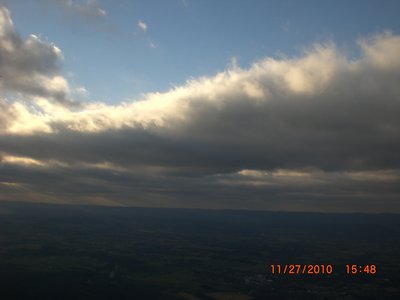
<box><xmin>0</xmin><ymin>98</ymin><xmax>14</xmax><ymax>130</ymax></box>
<box><xmin>0</xmin><ymin>6</ymin><xmax>71</xmax><ymax>103</ymax></box>
<box><xmin>1</xmin><ymin>161</ymin><xmax>399</xmax><ymax>212</ymax></box>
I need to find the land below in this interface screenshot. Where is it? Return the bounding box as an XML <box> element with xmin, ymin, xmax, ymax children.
<box><xmin>0</xmin><ymin>202</ymin><xmax>399</xmax><ymax>299</ymax></box>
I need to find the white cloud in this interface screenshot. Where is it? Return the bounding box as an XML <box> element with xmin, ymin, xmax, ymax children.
<box><xmin>138</xmin><ymin>20</ymin><xmax>147</xmax><ymax>32</ymax></box>
<box><xmin>358</xmin><ymin>31</ymin><xmax>400</xmax><ymax>69</ymax></box>
<box><xmin>1</xmin><ymin>154</ymin><xmax>45</xmax><ymax>166</ymax></box>
<box><xmin>62</xmin><ymin>0</ymin><xmax>107</xmax><ymax>18</ymax></box>
<box><xmin>73</xmin><ymin>86</ymin><xmax>89</xmax><ymax>97</ymax></box>
<box><xmin>0</xmin><ymin>30</ymin><xmax>399</xmax><ymax>195</ymax></box>
<box><xmin>2</xmin><ymin>32</ymin><xmax>400</xmax><ymax>153</ymax></box>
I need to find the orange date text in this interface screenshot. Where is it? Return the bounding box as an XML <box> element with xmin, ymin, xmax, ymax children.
<box><xmin>270</xmin><ymin>264</ymin><xmax>333</xmax><ymax>275</ymax></box>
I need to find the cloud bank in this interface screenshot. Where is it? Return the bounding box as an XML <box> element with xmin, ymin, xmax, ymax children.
<box><xmin>0</xmin><ymin>6</ymin><xmax>399</xmax><ymax>212</ymax></box>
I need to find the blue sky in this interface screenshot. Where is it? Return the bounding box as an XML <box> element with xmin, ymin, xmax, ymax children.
<box><xmin>4</xmin><ymin>0</ymin><xmax>400</xmax><ymax>104</ymax></box>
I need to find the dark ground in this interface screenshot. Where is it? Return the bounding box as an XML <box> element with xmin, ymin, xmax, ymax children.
<box><xmin>0</xmin><ymin>201</ymin><xmax>399</xmax><ymax>299</ymax></box>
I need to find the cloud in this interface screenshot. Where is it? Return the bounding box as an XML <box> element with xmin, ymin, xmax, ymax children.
<box><xmin>3</xmin><ymin>32</ymin><xmax>399</xmax><ymax>171</ymax></box>
<box><xmin>61</xmin><ymin>0</ymin><xmax>107</xmax><ymax>18</ymax></box>
<box><xmin>0</xmin><ymin>98</ymin><xmax>14</xmax><ymax>131</ymax></box>
<box><xmin>72</xmin><ymin>86</ymin><xmax>89</xmax><ymax>99</ymax></box>
<box><xmin>138</xmin><ymin>20</ymin><xmax>147</xmax><ymax>32</ymax></box>
<box><xmin>0</xmin><ymin>5</ymin><xmax>399</xmax><ymax>211</ymax></box>
<box><xmin>1</xmin><ymin>153</ymin><xmax>399</xmax><ymax>212</ymax></box>
<box><xmin>0</xmin><ymin>6</ymin><xmax>72</xmax><ymax>104</ymax></box>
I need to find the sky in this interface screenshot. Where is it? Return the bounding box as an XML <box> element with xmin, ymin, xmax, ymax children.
<box><xmin>0</xmin><ymin>0</ymin><xmax>400</xmax><ymax>212</ymax></box>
